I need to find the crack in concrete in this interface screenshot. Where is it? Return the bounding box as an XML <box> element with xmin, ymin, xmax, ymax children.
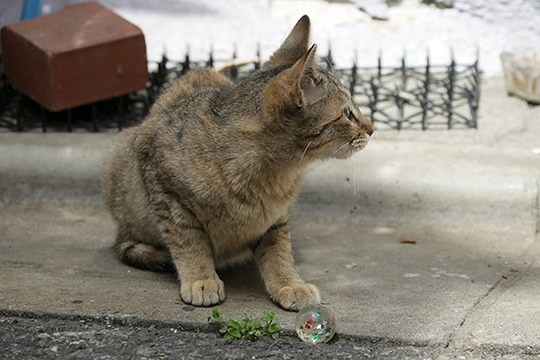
<box><xmin>447</xmin><ymin>176</ymin><xmax>540</xmax><ymax>350</ymax></box>
<box><xmin>447</xmin><ymin>228</ymin><xmax>540</xmax><ymax>351</ymax></box>
<box><xmin>446</xmin><ymin>268</ymin><xmax>523</xmax><ymax>350</ymax></box>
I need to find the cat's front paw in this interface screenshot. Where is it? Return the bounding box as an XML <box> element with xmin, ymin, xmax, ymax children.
<box><xmin>180</xmin><ymin>278</ymin><xmax>225</xmax><ymax>307</ymax></box>
<box><xmin>273</xmin><ymin>283</ymin><xmax>320</xmax><ymax>311</ymax></box>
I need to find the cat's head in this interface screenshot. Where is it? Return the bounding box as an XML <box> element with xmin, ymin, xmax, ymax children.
<box><xmin>261</xmin><ymin>15</ymin><xmax>373</xmax><ymax>161</ymax></box>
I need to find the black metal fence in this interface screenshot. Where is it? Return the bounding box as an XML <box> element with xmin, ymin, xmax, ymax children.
<box><xmin>336</xmin><ymin>53</ymin><xmax>480</xmax><ymax>130</ymax></box>
<box><xmin>0</xmin><ymin>48</ymin><xmax>480</xmax><ymax>132</ymax></box>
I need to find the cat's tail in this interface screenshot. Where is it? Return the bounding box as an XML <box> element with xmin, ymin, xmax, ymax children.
<box><xmin>115</xmin><ymin>239</ymin><xmax>174</xmax><ymax>273</ymax></box>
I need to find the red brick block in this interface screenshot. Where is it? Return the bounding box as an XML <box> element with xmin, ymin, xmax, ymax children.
<box><xmin>1</xmin><ymin>2</ymin><xmax>148</xmax><ymax>112</ymax></box>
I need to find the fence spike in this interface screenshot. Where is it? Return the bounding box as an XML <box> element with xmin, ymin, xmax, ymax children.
<box><xmin>401</xmin><ymin>50</ymin><xmax>407</xmax><ymax>90</ymax></box>
<box><xmin>181</xmin><ymin>47</ymin><xmax>191</xmax><ymax>75</ymax></box>
<box><xmin>255</xmin><ymin>43</ymin><xmax>261</xmax><ymax>70</ymax></box>
<box><xmin>350</xmin><ymin>50</ymin><xmax>358</xmax><ymax>96</ymax></box>
<box><xmin>447</xmin><ymin>49</ymin><xmax>456</xmax><ymax>129</ymax></box>
<box><xmin>230</xmin><ymin>44</ymin><xmax>239</xmax><ymax>79</ymax></box>
<box><xmin>326</xmin><ymin>43</ymin><xmax>334</xmax><ymax>71</ymax></box>
<box><xmin>377</xmin><ymin>50</ymin><xmax>382</xmax><ymax>80</ymax></box>
<box><xmin>422</xmin><ymin>50</ymin><xmax>431</xmax><ymax>130</ymax></box>
<box><xmin>207</xmin><ymin>46</ymin><xmax>214</xmax><ymax>68</ymax></box>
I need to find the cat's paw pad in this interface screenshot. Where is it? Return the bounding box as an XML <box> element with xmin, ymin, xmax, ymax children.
<box><xmin>273</xmin><ymin>283</ymin><xmax>320</xmax><ymax>311</ymax></box>
<box><xmin>181</xmin><ymin>278</ymin><xmax>225</xmax><ymax>307</ymax></box>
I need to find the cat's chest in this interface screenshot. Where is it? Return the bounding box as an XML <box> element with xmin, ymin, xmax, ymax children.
<box><xmin>196</xmin><ymin>165</ymin><xmax>305</xmax><ymax>262</ymax></box>
<box><xmin>204</xmin><ymin>185</ymin><xmax>296</xmax><ymax>252</ymax></box>
<box><xmin>211</xmin><ymin>194</ymin><xmax>289</xmax><ymax>239</ymax></box>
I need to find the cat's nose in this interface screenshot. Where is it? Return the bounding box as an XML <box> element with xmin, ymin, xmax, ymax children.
<box><xmin>358</xmin><ymin>114</ymin><xmax>374</xmax><ymax>136</ymax></box>
<box><xmin>363</xmin><ymin>121</ymin><xmax>374</xmax><ymax>137</ymax></box>
<box><xmin>353</xmin><ymin>107</ymin><xmax>374</xmax><ymax>136</ymax></box>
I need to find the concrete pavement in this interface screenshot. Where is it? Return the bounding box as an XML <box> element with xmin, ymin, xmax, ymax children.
<box><xmin>1</xmin><ymin>77</ymin><xmax>540</xmax><ymax>356</ymax></box>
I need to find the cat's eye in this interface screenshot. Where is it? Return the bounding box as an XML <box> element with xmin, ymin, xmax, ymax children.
<box><xmin>344</xmin><ymin>107</ymin><xmax>354</xmax><ymax>121</ymax></box>
<box><xmin>308</xmin><ymin>75</ymin><xmax>323</xmax><ymax>86</ymax></box>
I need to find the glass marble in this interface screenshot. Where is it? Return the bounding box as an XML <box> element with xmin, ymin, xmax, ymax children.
<box><xmin>295</xmin><ymin>305</ymin><xmax>336</xmax><ymax>344</ymax></box>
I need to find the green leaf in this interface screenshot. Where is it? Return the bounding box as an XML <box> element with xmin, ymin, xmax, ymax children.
<box><xmin>208</xmin><ymin>307</ymin><xmax>223</xmax><ymax>323</ymax></box>
<box><xmin>262</xmin><ymin>311</ymin><xmax>276</xmax><ymax>322</ymax></box>
<box><xmin>227</xmin><ymin>319</ymin><xmax>240</xmax><ymax>328</ymax></box>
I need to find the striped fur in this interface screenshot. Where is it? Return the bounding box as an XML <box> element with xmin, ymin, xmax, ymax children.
<box><xmin>101</xmin><ymin>15</ymin><xmax>373</xmax><ymax>310</ymax></box>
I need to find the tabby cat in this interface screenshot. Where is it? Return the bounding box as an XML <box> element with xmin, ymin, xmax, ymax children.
<box><xmin>101</xmin><ymin>15</ymin><xmax>373</xmax><ymax>311</ymax></box>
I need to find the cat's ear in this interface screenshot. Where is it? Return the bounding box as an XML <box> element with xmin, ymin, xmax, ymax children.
<box><xmin>287</xmin><ymin>43</ymin><xmax>318</xmax><ymax>108</ymax></box>
<box><xmin>263</xmin><ymin>44</ymin><xmax>317</xmax><ymax>112</ymax></box>
<box><xmin>263</xmin><ymin>15</ymin><xmax>311</xmax><ymax>69</ymax></box>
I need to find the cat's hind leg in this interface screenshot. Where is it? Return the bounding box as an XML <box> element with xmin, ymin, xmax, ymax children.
<box><xmin>114</xmin><ymin>227</ymin><xmax>173</xmax><ymax>272</ymax></box>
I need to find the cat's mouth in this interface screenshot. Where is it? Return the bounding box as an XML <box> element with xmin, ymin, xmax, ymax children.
<box><xmin>351</xmin><ymin>134</ymin><xmax>370</xmax><ymax>152</ymax></box>
<box><xmin>331</xmin><ymin>134</ymin><xmax>370</xmax><ymax>159</ymax></box>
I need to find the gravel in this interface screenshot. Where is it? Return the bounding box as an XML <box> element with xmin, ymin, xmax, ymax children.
<box><xmin>1</xmin><ymin>313</ymin><xmax>538</xmax><ymax>360</ymax></box>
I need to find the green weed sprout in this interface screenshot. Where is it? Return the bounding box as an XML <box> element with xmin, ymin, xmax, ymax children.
<box><xmin>208</xmin><ymin>307</ymin><xmax>280</xmax><ymax>341</ymax></box>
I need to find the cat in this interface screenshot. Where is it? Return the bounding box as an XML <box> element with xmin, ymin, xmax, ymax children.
<box><xmin>101</xmin><ymin>15</ymin><xmax>373</xmax><ymax>311</ymax></box>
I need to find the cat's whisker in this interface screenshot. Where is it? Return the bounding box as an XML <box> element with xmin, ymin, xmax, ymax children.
<box><xmin>300</xmin><ymin>141</ymin><xmax>313</xmax><ymax>163</ymax></box>
<box><xmin>348</xmin><ymin>159</ymin><xmax>355</xmax><ymax>195</ymax></box>
<box><xmin>329</xmin><ymin>142</ymin><xmax>349</xmax><ymax>158</ymax></box>
<box><xmin>348</xmin><ymin>147</ymin><xmax>360</xmax><ymax>196</ymax></box>
<box><xmin>353</xmin><ymin>162</ymin><xmax>359</xmax><ymax>196</ymax></box>
<box><xmin>346</xmin><ymin>147</ymin><xmax>354</xmax><ymax>194</ymax></box>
